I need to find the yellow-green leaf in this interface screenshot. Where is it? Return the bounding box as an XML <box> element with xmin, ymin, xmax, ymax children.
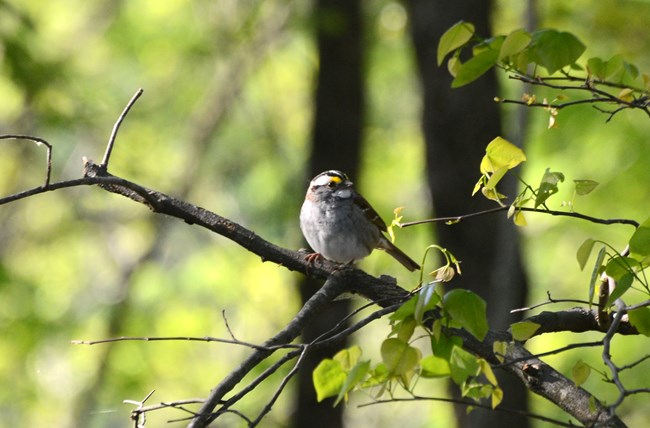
<box><xmin>420</xmin><ymin>355</ymin><xmax>451</xmax><ymax>378</ymax></box>
<box><xmin>572</xmin><ymin>359</ymin><xmax>591</xmax><ymax>387</ymax></box>
<box><xmin>333</xmin><ymin>345</ymin><xmax>362</xmax><ymax>371</ymax></box>
<box><xmin>381</xmin><ymin>338</ymin><xmax>421</xmax><ymax>376</ymax></box>
<box><xmin>577</xmin><ymin>238</ymin><xmax>596</xmax><ymax>271</ymax></box>
<box><xmin>499</xmin><ymin>28</ymin><xmax>531</xmax><ymax>61</ymax></box>
<box><xmin>630</xmin><ymin>216</ymin><xmax>650</xmax><ymax>258</ymax></box>
<box><xmin>513</xmin><ymin>210</ymin><xmax>527</xmax><ymax>226</ymax></box>
<box><xmin>313</xmin><ymin>359</ymin><xmax>346</xmax><ymax>402</ymax></box>
<box><xmin>588</xmin><ymin>247</ymin><xmax>607</xmax><ymax>307</ymax></box>
<box><xmin>574</xmin><ymin>179</ymin><xmax>599</xmax><ymax>196</ymax></box>
<box><xmin>511</xmin><ymin>321</ymin><xmax>540</xmax><ymax>341</ymax></box>
<box><xmin>628</xmin><ymin>307</ymin><xmax>650</xmax><ymax>337</ymax></box>
<box><xmin>480</xmin><ymin>137</ymin><xmax>526</xmax><ymax>174</ymax></box>
<box><xmin>437</xmin><ymin>21</ymin><xmax>475</xmax><ymax>65</ymax></box>
<box><xmin>491</xmin><ymin>387</ymin><xmax>504</xmax><ymax>408</ymax></box>
<box><xmin>493</xmin><ymin>341</ymin><xmax>508</xmax><ymax>363</ymax></box>
<box><xmin>479</xmin><ymin>359</ymin><xmax>498</xmax><ymax>386</ymax></box>
<box><xmin>451</xmin><ymin>47</ymin><xmax>499</xmax><ymax>88</ymax></box>
<box><xmin>396</xmin><ymin>316</ymin><xmax>417</xmax><ymax>342</ymax></box>
<box><xmin>334</xmin><ymin>360</ymin><xmax>370</xmax><ymax>406</ymax></box>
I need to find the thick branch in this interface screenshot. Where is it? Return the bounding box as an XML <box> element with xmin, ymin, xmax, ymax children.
<box><xmin>523</xmin><ymin>307</ymin><xmax>638</xmax><ymax>337</ymax></box>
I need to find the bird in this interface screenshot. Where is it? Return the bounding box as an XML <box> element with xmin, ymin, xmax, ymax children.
<box><xmin>300</xmin><ymin>170</ymin><xmax>420</xmax><ymax>271</ymax></box>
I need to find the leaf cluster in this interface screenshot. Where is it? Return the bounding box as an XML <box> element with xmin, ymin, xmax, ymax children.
<box><xmin>313</xmin><ymin>259</ymin><xmax>502</xmax><ymax>410</ymax></box>
<box><xmin>437</xmin><ymin>21</ymin><xmax>650</xmax><ymax>122</ymax></box>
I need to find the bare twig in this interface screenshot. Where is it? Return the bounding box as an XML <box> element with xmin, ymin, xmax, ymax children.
<box><xmin>0</xmin><ymin>134</ymin><xmax>53</xmax><ymax>187</ymax></box>
<box><xmin>71</xmin><ymin>335</ymin><xmax>301</xmax><ymax>351</ymax></box>
<box><xmin>250</xmin><ymin>346</ymin><xmax>310</xmax><ymax>427</ymax></box>
<box><xmin>400</xmin><ymin>206</ymin><xmax>639</xmax><ymax>228</ymax></box>
<box><xmin>510</xmin><ymin>291</ymin><xmax>592</xmax><ymax>313</ymax></box>
<box><xmin>618</xmin><ymin>354</ymin><xmax>650</xmax><ymax>371</ymax></box>
<box><xmin>100</xmin><ymin>88</ymin><xmax>144</xmax><ymax>169</ymax></box>
<box><xmin>493</xmin><ymin>341</ymin><xmax>603</xmax><ymax>369</ymax></box>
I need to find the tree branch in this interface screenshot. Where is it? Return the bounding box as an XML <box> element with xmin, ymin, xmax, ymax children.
<box><xmin>521</xmin><ymin>307</ymin><xmax>638</xmax><ymax>337</ymax></box>
<box><xmin>400</xmin><ymin>205</ymin><xmax>639</xmax><ymax>228</ymax></box>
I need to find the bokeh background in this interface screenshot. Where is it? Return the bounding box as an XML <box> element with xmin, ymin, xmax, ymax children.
<box><xmin>1</xmin><ymin>1</ymin><xmax>649</xmax><ymax>427</ymax></box>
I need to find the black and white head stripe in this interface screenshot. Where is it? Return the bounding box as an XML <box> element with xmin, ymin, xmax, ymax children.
<box><xmin>311</xmin><ymin>170</ymin><xmax>350</xmax><ymax>187</ymax></box>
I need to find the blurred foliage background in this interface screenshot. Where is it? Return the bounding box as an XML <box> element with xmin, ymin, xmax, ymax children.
<box><xmin>1</xmin><ymin>0</ymin><xmax>649</xmax><ymax>427</ymax></box>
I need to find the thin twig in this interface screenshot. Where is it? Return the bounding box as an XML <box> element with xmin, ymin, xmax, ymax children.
<box><xmin>618</xmin><ymin>354</ymin><xmax>650</xmax><ymax>371</ymax></box>
<box><xmin>0</xmin><ymin>134</ymin><xmax>53</xmax><ymax>187</ymax></box>
<box><xmin>101</xmin><ymin>88</ymin><xmax>144</xmax><ymax>169</ymax></box>
<box><xmin>510</xmin><ymin>291</ymin><xmax>592</xmax><ymax>313</ymax></box>
<box><xmin>250</xmin><ymin>346</ymin><xmax>310</xmax><ymax>427</ymax></box>
<box><xmin>71</xmin><ymin>335</ymin><xmax>300</xmax><ymax>351</ymax></box>
<box><xmin>400</xmin><ymin>206</ymin><xmax>639</xmax><ymax>228</ymax></box>
<box><xmin>493</xmin><ymin>341</ymin><xmax>603</xmax><ymax>369</ymax></box>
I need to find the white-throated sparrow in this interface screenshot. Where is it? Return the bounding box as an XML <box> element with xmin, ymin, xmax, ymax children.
<box><xmin>300</xmin><ymin>170</ymin><xmax>420</xmax><ymax>271</ymax></box>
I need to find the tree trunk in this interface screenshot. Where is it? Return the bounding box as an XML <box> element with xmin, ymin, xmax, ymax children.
<box><xmin>406</xmin><ymin>1</ymin><xmax>530</xmax><ymax>427</ymax></box>
<box><xmin>292</xmin><ymin>0</ymin><xmax>365</xmax><ymax>427</ymax></box>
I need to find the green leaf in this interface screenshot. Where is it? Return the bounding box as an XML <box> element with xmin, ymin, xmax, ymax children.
<box><xmin>431</xmin><ymin>333</ymin><xmax>463</xmax><ymax>359</ymax></box>
<box><xmin>588</xmin><ymin>55</ymin><xmax>640</xmax><ymax>86</ymax></box>
<box><xmin>577</xmin><ymin>238</ymin><xmax>596</xmax><ymax>271</ymax></box>
<box><xmin>587</xmin><ymin>57</ymin><xmax>606</xmax><ymax>79</ymax></box>
<box><xmin>415</xmin><ymin>283</ymin><xmax>440</xmax><ymax>324</ymax></box>
<box><xmin>574</xmin><ymin>179</ymin><xmax>599</xmax><ymax>196</ymax></box>
<box><xmin>443</xmin><ymin>289</ymin><xmax>489</xmax><ymax>340</ymax></box>
<box><xmin>437</xmin><ymin>21</ymin><xmax>475</xmax><ymax>65</ymax></box>
<box><xmin>334</xmin><ymin>360</ymin><xmax>370</xmax><ymax>405</ymax></box>
<box><xmin>628</xmin><ymin>307</ymin><xmax>650</xmax><ymax>337</ymax></box>
<box><xmin>391</xmin><ymin>296</ymin><xmax>417</xmax><ymax>321</ymax></box>
<box><xmin>313</xmin><ymin>359</ymin><xmax>346</xmax><ymax>402</ymax></box>
<box><xmin>420</xmin><ymin>355</ymin><xmax>451</xmax><ymax>378</ymax></box>
<box><xmin>529</xmin><ymin>29</ymin><xmax>586</xmax><ymax>74</ymax></box>
<box><xmin>479</xmin><ymin>359</ymin><xmax>498</xmax><ymax>386</ymax></box>
<box><xmin>480</xmin><ymin>137</ymin><xmax>526</xmax><ymax>174</ymax></box>
<box><xmin>605</xmin><ymin>256</ymin><xmax>640</xmax><ymax>280</ymax></box>
<box><xmin>381</xmin><ymin>338</ymin><xmax>421</xmax><ymax>376</ymax></box>
<box><xmin>588</xmin><ymin>247</ymin><xmax>607</xmax><ymax>307</ymax></box>
<box><xmin>572</xmin><ymin>359</ymin><xmax>591</xmax><ymax>387</ymax></box>
<box><xmin>499</xmin><ymin>28</ymin><xmax>531</xmax><ymax>61</ymax></box>
<box><xmin>588</xmin><ymin>55</ymin><xmax>622</xmax><ymax>80</ymax></box>
<box><xmin>396</xmin><ymin>316</ymin><xmax>417</xmax><ymax>342</ymax></box>
<box><xmin>362</xmin><ymin>363</ymin><xmax>390</xmax><ymax>388</ymax></box>
<box><xmin>334</xmin><ymin>345</ymin><xmax>361</xmax><ymax>371</ymax></box>
<box><xmin>606</xmin><ymin>272</ymin><xmax>634</xmax><ymax>306</ymax></box>
<box><xmin>449</xmin><ymin>345</ymin><xmax>480</xmax><ymax>384</ymax></box>
<box><xmin>492</xmin><ymin>341</ymin><xmax>508</xmax><ymax>363</ymax></box>
<box><xmin>447</xmin><ymin>55</ymin><xmax>461</xmax><ymax>77</ymax></box>
<box><xmin>513</xmin><ymin>210</ymin><xmax>527</xmax><ymax>227</ymax></box>
<box><xmin>629</xmin><ymin>216</ymin><xmax>650</xmax><ymax>258</ymax></box>
<box><xmin>452</xmin><ymin>47</ymin><xmax>499</xmax><ymax>88</ymax></box>
<box><xmin>510</xmin><ymin>321</ymin><xmax>541</xmax><ymax>341</ymax></box>
<box><xmin>535</xmin><ymin>168</ymin><xmax>564</xmax><ymax>208</ymax></box>
<box><xmin>485</xmin><ymin>166</ymin><xmax>509</xmax><ymax>191</ymax></box>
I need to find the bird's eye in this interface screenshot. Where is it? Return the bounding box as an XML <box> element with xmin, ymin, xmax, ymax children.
<box><xmin>327</xmin><ymin>181</ymin><xmax>336</xmax><ymax>188</ymax></box>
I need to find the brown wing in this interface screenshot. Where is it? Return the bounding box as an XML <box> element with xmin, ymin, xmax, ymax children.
<box><xmin>353</xmin><ymin>193</ymin><xmax>388</xmax><ymax>232</ymax></box>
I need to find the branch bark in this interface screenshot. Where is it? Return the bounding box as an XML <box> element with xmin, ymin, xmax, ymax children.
<box><xmin>79</xmin><ymin>161</ymin><xmax>626</xmax><ymax>427</ymax></box>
